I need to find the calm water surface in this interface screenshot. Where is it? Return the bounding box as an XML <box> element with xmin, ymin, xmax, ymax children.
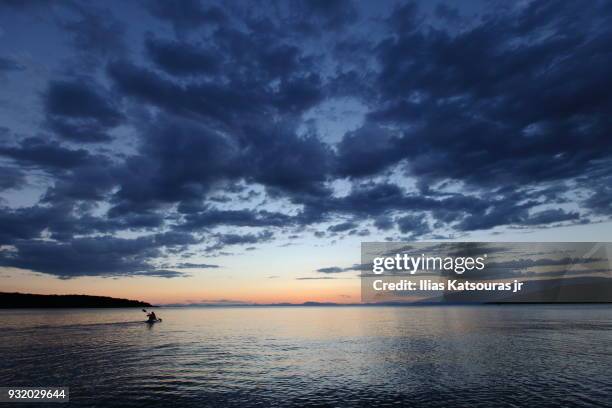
<box><xmin>0</xmin><ymin>306</ymin><xmax>611</xmax><ymax>407</ymax></box>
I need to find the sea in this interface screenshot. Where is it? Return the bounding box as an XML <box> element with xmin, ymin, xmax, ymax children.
<box><xmin>0</xmin><ymin>305</ymin><xmax>610</xmax><ymax>407</ymax></box>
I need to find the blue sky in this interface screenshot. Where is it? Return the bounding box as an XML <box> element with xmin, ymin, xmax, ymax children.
<box><xmin>1</xmin><ymin>0</ymin><xmax>612</xmax><ymax>303</ymax></box>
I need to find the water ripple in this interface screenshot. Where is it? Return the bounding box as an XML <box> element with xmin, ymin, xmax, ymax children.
<box><xmin>0</xmin><ymin>305</ymin><xmax>610</xmax><ymax>407</ymax></box>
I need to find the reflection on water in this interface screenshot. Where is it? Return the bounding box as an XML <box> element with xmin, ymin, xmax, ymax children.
<box><xmin>1</xmin><ymin>306</ymin><xmax>611</xmax><ymax>407</ymax></box>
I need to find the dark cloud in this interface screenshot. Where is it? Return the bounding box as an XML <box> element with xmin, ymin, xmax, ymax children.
<box><xmin>0</xmin><ymin>205</ymin><xmax>61</xmax><ymax>245</ymax></box>
<box><xmin>171</xmin><ymin>263</ymin><xmax>220</xmax><ymax>269</ymax></box>
<box><xmin>584</xmin><ymin>174</ymin><xmax>612</xmax><ymax>215</ymax></box>
<box><xmin>204</xmin><ymin>230</ymin><xmax>274</xmax><ymax>253</ymax></box>
<box><xmin>328</xmin><ymin>221</ymin><xmax>357</xmax><ymax>233</ymax></box>
<box><xmin>60</xmin><ymin>4</ymin><xmax>127</xmax><ymax>63</ymax></box>
<box><xmin>42</xmin><ymin>157</ymin><xmax>118</xmax><ymax>203</ymax></box>
<box><xmin>316</xmin><ymin>266</ymin><xmax>344</xmax><ymax>273</ymax></box>
<box><xmin>145</xmin><ymin>36</ymin><xmax>220</xmax><ymax>76</ymax></box>
<box><xmin>44</xmin><ymin>80</ymin><xmax>123</xmax><ymax>142</ymax></box>
<box><xmin>104</xmin><ymin>112</ymin><xmax>333</xmax><ymax>217</ymax></box>
<box><xmin>44</xmin><ymin>80</ymin><xmax>119</xmax><ymax>118</ymax></box>
<box><xmin>311</xmin><ymin>182</ymin><xmax>487</xmax><ymax>223</ymax></box>
<box><xmin>180</xmin><ymin>208</ymin><xmax>293</xmax><ymax>230</ymax></box>
<box><xmin>0</xmin><ymin>200</ymin><xmax>173</xmax><ymax>247</ymax></box>
<box><xmin>215</xmin><ymin>230</ymin><xmax>273</xmax><ymax>247</ymax></box>
<box><xmin>434</xmin><ymin>3</ymin><xmax>461</xmax><ymax>24</ymax></box>
<box><xmin>0</xmin><ymin>231</ymin><xmax>200</xmax><ymax>279</ymax></box>
<box><xmin>388</xmin><ymin>2</ymin><xmax>420</xmax><ymax>33</ymax></box>
<box><xmin>396</xmin><ymin>214</ymin><xmax>430</xmax><ymax>237</ymax></box>
<box><xmin>210</xmin><ymin>26</ymin><xmax>317</xmax><ymax>83</ymax></box>
<box><xmin>147</xmin><ymin>0</ymin><xmax>227</xmax><ymax>34</ymax></box>
<box><xmin>361</xmin><ymin>0</ymin><xmax>612</xmax><ymax>193</ymax></box>
<box><xmin>242</xmin><ymin>124</ymin><xmax>333</xmax><ymax>196</ymax></box>
<box><xmin>134</xmin><ymin>269</ymin><xmax>189</xmax><ymax>278</ymax></box>
<box><xmin>335</xmin><ymin>125</ymin><xmax>403</xmax><ymax>177</ymax></box>
<box><xmin>0</xmin><ymin>137</ymin><xmax>92</xmax><ymax>169</ymax></box>
<box><xmin>451</xmin><ymin>256</ymin><xmax>608</xmax><ymax>281</ymax></box>
<box><xmin>110</xmin><ymin>17</ymin><xmax>325</xmax><ymax>124</ymax></box>
<box><xmin>153</xmin><ymin>231</ymin><xmax>200</xmax><ymax>247</ymax></box>
<box><xmin>0</xmin><ymin>56</ymin><xmax>25</xmax><ymax>72</ymax></box>
<box><xmin>0</xmin><ymin>0</ymin><xmax>54</xmax><ymax>12</ymax></box>
<box><xmin>488</xmin><ymin>257</ymin><xmax>604</xmax><ymax>270</ymax></box>
<box><xmin>456</xmin><ymin>203</ymin><xmax>580</xmax><ymax>232</ymax></box>
<box><xmin>0</xmin><ymin>236</ymin><xmax>156</xmax><ymax>278</ymax></box>
<box><xmin>296</xmin><ymin>0</ymin><xmax>359</xmax><ymax>32</ymax></box>
<box><xmin>2</xmin><ymin>0</ymin><xmax>612</xmax><ymax>279</ymax></box>
<box><xmin>109</xmin><ymin>115</ymin><xmax>241</xmax><ymax>213</ymax></box>
<box><xmin>374</xmin><ymin>215</ymin><xmax>394</xmax><ymax>231</ymax></box>
<box><xmin>0</xmin><ymin>167</ymin><xmax>25</xmax><ymax>191</ymax></box>
<box><xmin>521</xmin><ymin>209</ymin><xmax>580</xmax><ymax>226</ymax></box>
<box><xmin>316</xmin><ymin>264</ymin><xmax>361</xmax><ymax>274</ymax></box>
<box><xmin>107</xmin><ymin>61</ymin><xmax>261</xmax><ymax>125</ymax></box>
<box><xmin>108</xmin><ymin>58</ymin><xmax>323</xmax><ymax>125</ymax></box>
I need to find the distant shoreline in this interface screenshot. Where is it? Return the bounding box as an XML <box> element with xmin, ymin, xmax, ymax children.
<box><xmin>2</xmin><ymin>292</ymin><xmax>610</xmax><ymax>309</ymax></box>
<box><xmin>159</xmin><ymin>301</ymin><xmax>612</xmax><ymax>307</ymax></box>
<box><xmin>0</xmin><ymin>292</ymin><xmax>154</xmax><ymax>308</ymax></box>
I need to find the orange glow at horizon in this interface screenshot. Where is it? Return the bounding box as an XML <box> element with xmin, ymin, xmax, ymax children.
<box><xmin>0</xmin><ymin>267</ymin><xmax>361</xmax><ymax>305</ymax></box>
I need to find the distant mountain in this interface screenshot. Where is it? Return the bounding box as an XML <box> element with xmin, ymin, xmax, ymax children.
<box><xmin>0</xmin><ymin>292</ymin><xmax>153</xmax><ymax>308</ymax></box>
<box><xmin>161</xmin><ymin>301</ymin><xmax>340</xmax><ymax>307</ymax></box>
<box><xmin>159</xmin><ymin>278</ymin><xmax>612</xmax><ymax>307</ymax></box>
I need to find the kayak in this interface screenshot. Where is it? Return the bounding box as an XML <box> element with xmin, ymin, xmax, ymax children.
<box><xmin>146</xmin><ymin>319</ymin><xmax>162</xmax><ymax>323</ymax></box>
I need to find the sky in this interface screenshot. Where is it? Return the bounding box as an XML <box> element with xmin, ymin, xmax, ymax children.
<box><xmin>1</xmin><ymin>0</ymin><xmax>612</xmax><ymax>305</ymax></box>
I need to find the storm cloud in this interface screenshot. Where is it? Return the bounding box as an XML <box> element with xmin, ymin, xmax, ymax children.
<box><xmin>1</xmin><ymin>0</ymin><xmax>611</xmax><ymax>279</ymax></box>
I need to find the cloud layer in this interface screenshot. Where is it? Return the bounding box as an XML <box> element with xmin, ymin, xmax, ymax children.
<box><xmin>1</xmin><ymin>0</ymin><xmax>611</xmax><ymax>278</ymax></box>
